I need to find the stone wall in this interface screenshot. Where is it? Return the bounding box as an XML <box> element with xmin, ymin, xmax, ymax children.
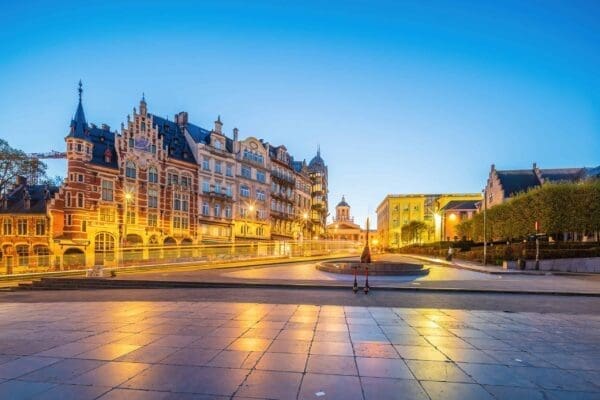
<box><xmin>504</xmin><ymin>257</ymin><xmax>600</xmax><ymax>273</ymax></box>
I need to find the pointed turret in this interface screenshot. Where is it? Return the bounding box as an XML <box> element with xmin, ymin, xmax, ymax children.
<box><xmin>140</xmin><ymin>92</ymin><xmax>147</xmax><ymax>115</ymax></box>
<box><xmin>69</xmin><ymin>80</ymin><xmax>88</xmax><ymax>137</ymax></box>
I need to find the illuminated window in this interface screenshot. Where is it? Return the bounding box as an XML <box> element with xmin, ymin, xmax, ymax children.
<box><xmin>126</xmin><ymin>161</ymin><xmax>137</xmax><ymax>179</ymax></box>
<box><xmin>173</xmin><ymin>193</ymin><xmax>181</xmax><ymax>211</ymax></box>
<box><xmin>35</xmin><ymin>219</ymin><xmax>46</xmax><ymax>236</ymax></box>
<box><xmin>148</xmin><ymin>214</ymin><xmax>158</xmax><ymax>227</ymax></box>
<box><xmin>240</xmin><ymin>185</ymin><xmax>250</xmax><ymax>198</ymax></box>
<box><xmin>202</xmin><ymin>202</ymin><xmax>209</xmax><ymax>215</ymax></box>
<box><xmin>3</xmin><ymin>219</ymin><xmax>12</xmax><ymax>235</ymax></box>
<box><xmin>101</xmin><ymin>180</ymin><xmax>114</xmax><ymax>201</ymax></box>
<box><xmin>17</xmin><ymin>219</ymin><xmax>27</xmax><ymax>235</ymax></box>
<box><xmin>148</xmin><ymin>189</ymin><xmax>158</xmax><ymax>208</ymax></box>
<box><xmin>148</xmin><ymin>167</ymin><xmax>158</xmax><ymax>183</ymax></box>
<box><xmin>126</xmin><ymin>210</ymin><xmax>136</xmax><ymax>224</ymax></box>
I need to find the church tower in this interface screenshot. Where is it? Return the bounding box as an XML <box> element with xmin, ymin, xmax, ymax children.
<box><xmin>335</xmin><ymin>196</ymin><xmax>351</xmax><ymax>222</ymax></box>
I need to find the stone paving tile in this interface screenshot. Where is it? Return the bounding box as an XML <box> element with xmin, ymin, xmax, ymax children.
<box><xmin>267</xmin><ymin>339</ymin><xmax>311</xmax><ymax>354</ymax></box>
<box><xmin>208</xmin><ymin>350</ymin><xmax>262</xmax><ymax>369</ymax></box>
<box><xmin>361</xmin><ymin>377</ymin><xmax>429</xmax><ymax>400</ymax></box>
<box><xmin>20</xmin><ymin>358</ymin><xmax>105</xmax><ymax>383</ymax></box>
<box><xmin>484</xmin><ymin>384</ymin><xmax>546</xmax><ymax>400</ymax></box>
<box><xmin>0</xmin><ymin>356</ymin><xmax>62</xmax><ymax>379</ymax></box>
<box><xmin>298</xmin><ymin>373</ymin><xmax>363</xmax><ymax>400</ymax></box>
<box><xmin>0</xmin><ymin>379</ymin><xmax>56</xmax><ymax>399</ymax></box>
<box><xmin>276</xmin><ymin>329</ymin><xmax>314</xmax><ymax>341</ymax></box>
<box><xmin>235</xmin><ymin>370</ymin><xmax>302</xmax><ymax>400</ymax></box>
<box><xmin>421</xmin><ymin>381</ymin><xmax>495</xmax><ymax>400</ymax></box>
<box><xmin>406</xmin><ymin>360</ymin><xmax>474</xmax><ymax>383</ymax></box>
<box><xmin>394</xmin><ymin>345</ymin><xmax>448</xmax><ymax>361</ymax></box>
<box><xmin>255</xmin><ymin>352</ymin><xmax>307</xmax><ymax>372</ymax></box>
<box><xmin>116</xmin><ymin>345</ymin><xmax>179</xmax><ymax>364</ymax></box>
<box><xmin>544</xmin><ymin>389</ymin><xmax>600</xmax><ymax>400</ymax></box>
<box><xmin>98</xmin><ymin>387</ymin><xmax>227</xmax><ymax>399</ymax></box>
<box><xmin>458</xmin><ymin>362</ymin><xmax>538</xmax><ymax>388</ymax></box>
<box><xmin>438</xmin><ymin>347</ymin><xmax>500</xmax><ymax>364</ymax></box>
<box><xmin>30</xmin><ymin>383</ymin><xmax>111</xmax><ymax>400</ymax></box>
<box><xmin>356</xmin><ymin>357</ymin><xmax>413</xmax><ymax>379</ymax></box>
<box><xmin>74</xmin><ymin>343</ymin><xmax>141</xmax><ymax>361</ymax></box>
<box><xmin>160</xmin><ymin>348</ymin><xmax>220</xmax><ymax>366</ymax></box>
<box><xmin>306</xmin><ymin>354</ymin><xmax>357</xmax><ymax>376</ymax></box>
<box><xmin>353</xmin><ymin>343</ymin><xmax>399</xmax><ymax>358</ymax></box>
<box><xmin>228</xmin><ymin>338</ymin><xmax>272</xmax><ymax>352</ymax></box>
<box><xmin>122</xmin><ymin>364</ymin><xmax>249</xmax><ymax>395</ymax></box>
<box><xmin>69</xmin><ymin>361</ymin><xmax>149</xmax><ymax>387</ymax></box>
<box><xmin>309</xmin><ymin>341</ymin><xmax>354</xmax><ymax>356</ymax></box>
<box><xmin>512</xmin><ymin>366</ymin><xmax>599</xmax><ymax>392</ymax></box>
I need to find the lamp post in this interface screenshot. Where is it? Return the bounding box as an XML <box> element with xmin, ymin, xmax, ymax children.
<box><xmin>121</xmin><ymin>191</ymin><xmax>133</xmax><ymax>267</ymax></box>
<box><xmin>482</xmin><ymin>188</ymin><xmax>487</xmax><ymax>266</ymax></box>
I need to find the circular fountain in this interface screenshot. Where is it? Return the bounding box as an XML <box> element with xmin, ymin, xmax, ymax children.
<box><xmin>316</xmin><ymin>259</ymin><xmax>429</xmax><ymax>276</ymax></box>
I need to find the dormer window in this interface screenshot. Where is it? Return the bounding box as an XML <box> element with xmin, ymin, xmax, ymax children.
<box><xmin>214</xmin><ymin>141</ymin><xmax>222</xmax><ymax>150</ymax></box>
<box><xmin>104</xmin><ymin>148</ymin><xmax>112</xmax><ymax>163</ymax></box>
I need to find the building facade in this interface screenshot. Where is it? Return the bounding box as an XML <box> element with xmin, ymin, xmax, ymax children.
<box><xmin>0</xmin><ymin>83</ymin><xmax>327</xmax><ymax>271</ymax></box>
<box><xmin>307</xmin><ymin>148</ymin><xmax>328</xmax><ymax>238</ymax></box>
<box><xmin>484</xmin><ymin>163</ymin><xmax>599</xmax><ymax>208</ymax></box>
<box><xmin>327</xmin><ymin>196</ymin><xmax>378</xmax><ymax>246</ymax></box>
<box><xmin>377</xmin><ymin>193</ymin><xmax>482</xmax><ymax>249</ymax></box>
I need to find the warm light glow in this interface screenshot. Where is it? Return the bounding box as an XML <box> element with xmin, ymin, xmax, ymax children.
<box><xmin>372</xmin><ymin>239</ymin><xmax>379</xmax><ymax>246</ymax></box>
<box><xmin>449</xmin><ymin>213</ymin><xmax>457</xmax><ymax>221</ymax></box>
<box><xmin>125</xmin><ymin>192</ymin><xmax>133</xmax><ymax>200</ymax></box>
<box><xmin>249</xmin><ymin>205</ymin><xmax>255</xmax><ymax>212</ymax></box>
<box><xmin>303</xmin><ymin>212</ymin><xmax>309</xmax><ymax>220</ymax></box>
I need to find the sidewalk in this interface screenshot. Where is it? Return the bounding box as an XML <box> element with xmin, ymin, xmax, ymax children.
<box><xmin>403</xmin><ymin>254</ymin><xmax>558</xmax><ymax>275</ymax></box>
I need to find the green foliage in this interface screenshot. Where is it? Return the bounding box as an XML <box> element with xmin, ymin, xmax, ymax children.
<box><xmin>0</xmin><ymin>139</ymin><xmax>48</xmax><ymax>195</ymax></box>
<box><xmin>401</xmin><ymin>220</ymin><xmax>429</xmax><ymax>243</ymax></box>
<box><xmin>456</xmin><ymin>182</ymin><xmax>600</xmax><ymax>241</ymax></box>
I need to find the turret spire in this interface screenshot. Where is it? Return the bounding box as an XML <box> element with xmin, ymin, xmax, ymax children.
<box><xmin>70</xmin><ymin>80</ymin><xmax>87</xmax><ymax>137</ymax></box>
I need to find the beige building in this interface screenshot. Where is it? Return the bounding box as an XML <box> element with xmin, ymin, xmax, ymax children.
<box><xmin>377</xmin><ymin>193</ymin><xmax>482</xmax><ymax>249</ymax></box>
<box><xmin>327</xmin><ymin>196</ymin><xmax>378</xmax><ymax>246</ymax></box>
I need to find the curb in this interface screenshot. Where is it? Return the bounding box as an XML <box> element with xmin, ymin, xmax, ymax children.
<box><xmin>17</xmin><ymin>277</ymin><xmax>600</xmax><ymax>297</ymax></box>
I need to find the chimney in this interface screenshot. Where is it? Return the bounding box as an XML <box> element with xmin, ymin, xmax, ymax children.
<box><xmin>533</xmin><ymin>162</ymin><xmax>538</xmax><ymax>170</ymax></box>
<box><xmin>176</xmin><ymin>111</ymin><xmax>188</xmax><ymax>126</ymax></box>
<box><xmin>214</xmin><ymin>115</ymin><xmax>223</xmax><ymax>134</ymax></box>
<box><xmin>16</xmin><ymin>176</ymin><xmax>27</xmax><ymax>186</ymax></box>
<box><xmin>233</xmin><ymin>127</ymin><xmax>239</xmax><ymax>142</ymax></box>
<box><xmin>491</xmin><ymin>164</ymin><xmax>495</xmax><ymax>172</ymax></box>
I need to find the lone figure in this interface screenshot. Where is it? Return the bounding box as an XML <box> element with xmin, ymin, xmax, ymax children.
<box><xmin>446</xmin><ymin>246</ymin><xmax>454</xmax><ymax>261</ymax></box>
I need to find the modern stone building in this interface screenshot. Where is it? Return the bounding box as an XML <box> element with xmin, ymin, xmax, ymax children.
<box><xmin>377</xmin><ymin>193</ymin><xmax>482</xmax><ymax>249</ymax></box>
<box><xmin>0</xmin><ymin>83</ymin><xmax>326</xmax><ymax>271</ymax></box>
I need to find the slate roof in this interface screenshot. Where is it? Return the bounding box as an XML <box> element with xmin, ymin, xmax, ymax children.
<box><xmin>496</xmin><ymin>170</ymin><xmax>541</xmax><ymax>197</ymax></box>
<box><xmin>538</xmin><ymin>168</ymin><xmax>586</xmax><ymax>183</ymax></box>
<box><xmin>0</xmin><ymin>184</ymin><xmax>59</xmax><ymax>214</ymax></box>
<box><xmin>337</xmin><ymin>196</ymin><xmax>349</xmax><ymax>208</ymax></box>
<box><xmin>150</xmin><ymin>114</ymin><xmax>196</xmax><ymax>164</ymax></box>
<box><xmin>440</xmin><ymin>200</ymin><xmax>479</xmax><ymax>211</ymax></box>
<box><xmin>308</xmin><ymin>148</ymin><xmax>326</xmax><ymax>172</ymax></box>
<box><xmin>586</xmin><ymin>166</ymin><xmax>600</xmax><ymax>178</ymax></box>
<box><xmin>185</xmin><ymin>122</ymin><xmax>234</xmax><ymax>153</ymax></box>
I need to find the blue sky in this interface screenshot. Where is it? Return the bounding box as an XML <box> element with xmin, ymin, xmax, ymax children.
<box><xmin>1</xmin><ymin>0</ymin><xmax>598</xmax><ymax>227</ymax></box>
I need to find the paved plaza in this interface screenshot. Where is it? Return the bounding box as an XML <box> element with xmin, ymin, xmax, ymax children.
<box><xmin>0</xmin><ymin>299</ymin><xmax>599</xmax><ymax>399</ymax></box>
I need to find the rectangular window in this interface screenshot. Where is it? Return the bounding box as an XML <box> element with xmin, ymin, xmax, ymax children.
<box><xmin>99</xmin><ymin>208</ymin><xmax>115</xmax><ymax>223</ymax></box>
<box><xmin>173</xmin><ymin>216</ymin><xmax>181</xmax><ymax>229</ymax></box>
<box><xmin>226</xmin><ymin>165</ymin><xmax>233</xmax><ymax>177</ymax></box>
<box><xmin>241</xmin><ymin>165</ymin><xmax>251</xmax><ymax>179</ymax></box>
<box><xmin>225</xmin><ymin>206</ymin><xmax>232</xmax><ymax>218</ymax></box>
<box><xmin>181</xmin><ymin>217</ymin><xmax>189</xmax><ymax>230</ymax></box>
<box><xmin>202</xmin><ymin>158</ymin><xmax>210</xmax><ymax>171</ymax></box>
<box><xmin>168</xmin><ymin>173</ymin><xmax>179</xmax><ymax>185</ymax></box>
<box><xmin>148</xmin><ymin>189</ymin><xmax>158</xmax><ymax>208</ymax></box>
<box><xmin>17</xmin><ymin>219</ymin><xmax>27</xmax><ymax>235</ymax></box>
<box><xmin>202</xmin><ymin>203</ymin><xmax>209</xmax><ymax>215</ymax></box>
<box><xmin>181</xmin><ymin>175</ymin><xmax>190</xmax><ymax>188</ymax></box>
<box><xmin>101</xmin><ymin>180</ymin><xmax>114</xmax><ymax>201</ymax></box>
<box><xmin>65</xmin><ymin>214</ymin><xmax>72</xmax><ymax>226</ymax></box>
<box><xmin>202</xmin><ymin>181</ymin><xmax>210</xmax><ymax>193</ymax></box>
<box><xmin>35</xmin><ymin>219</ymin><xmax>46</xmax><ymax>236</ymax></box>
<box><xmin>3</xmin><ymin>219</ymin><xmax>12</xmax><ymax>235</ymax></box>
<box><xmin>256</xmin><ymin>171</ymin><xmax>266</xmax><ymax>183</ymax></box>
<box><xmin>240</xmin><ymin>186</ymin><xmax>250</xmax><ymax>198</ymax></box>
<box><xmin>181</xmin><ymin>194</ymin><xmax>189</xmax><ymax>212</ymax></box>
<box><xmin>78</xmin><ymin>174</ymin><xmax>84</xmax><ymax>182</ymax></box>
<box><xmin>214</xmin><ymin>204</ymin><xmax>221</xmax><ymax>217</ymax></box>
<box><xmin>226</xmin><ymin>185</ymin><xmax>232</xmax><ymax>197</ymax></box>
<box><xmin>173</xmin><ymin>193</ymin><xmax>181</xmax><ymax>211</ymax></box>
<box><xmin>126</xmin><ymin>210</ymin><xmax>136</xmax><ymax>224</ymax></box>
<box><xmin>215</xmin><ymin>162</ymin><xmax>222</xmax><ymax>174</ymax></box>
<box><xmin>148</xmin><ymin>214</ymin><xmax>158</xmax><ymax>227</ymax></box>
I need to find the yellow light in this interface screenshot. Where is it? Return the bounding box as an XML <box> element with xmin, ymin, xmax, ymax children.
<box><xmin>372</xmin><ymin>239</ymin><xmax>379</xmax><ymax>246</ymax></box>
<box><xmin>125</xmin><ymin>193</ymin><xmax>133</xmax><ymax>200</ymax></box>
<box><xmin>249</xmin><ymin>205</ymin><xmax>255</xmax><ymax>212</ymax></box>
<box><xmin>449</xmin><ymin>213</ymin><xmax>457</xmax><ymax>221</ymax></box>
<box><xmin>303</xmin><ymin>212</ymin><xmax>308</xmax><ymax>220</ymax></box>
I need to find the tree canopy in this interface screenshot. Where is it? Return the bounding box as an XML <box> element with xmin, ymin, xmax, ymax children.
<box><xmin>0</xmin><ymin>139</ymin><xmax>48</xmax><ymax>196</ymax></box>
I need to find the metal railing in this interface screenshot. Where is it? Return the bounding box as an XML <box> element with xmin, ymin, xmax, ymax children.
<box><xmin>0</xmin><ymin>240</ymin><xmax>362</xmax><ymax>277</ymax></box>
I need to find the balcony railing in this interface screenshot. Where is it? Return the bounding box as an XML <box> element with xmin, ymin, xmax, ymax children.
<box><xmin>271</xmin><ymin>170</ymin><xmax>296</xmax><ymax>185</ymax></box>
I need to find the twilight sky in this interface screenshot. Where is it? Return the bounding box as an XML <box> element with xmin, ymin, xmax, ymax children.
<box><xmin>0</xmin><ymin>0</ymin><xmax>598</xmax><ymax>227</ymax></box>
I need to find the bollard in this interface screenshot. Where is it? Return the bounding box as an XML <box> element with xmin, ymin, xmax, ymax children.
<box><xmin>353</xmin><ymin>267</ymin><xmax>358</xmax><ymax>293</ymax></box>
<box><xmin>364</xmin><ymin>266</ymin><xmax>370</xmax><ymax>294</ymax></box>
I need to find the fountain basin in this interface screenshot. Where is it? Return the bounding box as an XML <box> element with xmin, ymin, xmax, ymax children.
<box><xmin>317</xmin><ymin>260</ymin><xmax>429</xmax><ymax>276</ymax></box>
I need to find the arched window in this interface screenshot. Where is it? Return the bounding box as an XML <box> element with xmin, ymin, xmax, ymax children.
<box><xmin>148</xmin><ymin>166</ymin><xmax>158</xmax><ymax>183</ymax></box>
<box><xmin>126</xmin><ymin>161</ymin><xmax>137</xmax><ymax>179</ymax></box>
<box><xmin>16</xmin><ymin>245</ymin><xmax>29</xmax><ymax>266</ymax></box>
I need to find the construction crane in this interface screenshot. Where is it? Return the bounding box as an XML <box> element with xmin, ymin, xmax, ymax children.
<box><xmin>26</xmin><ymin>150</ymin><xmax>67</xmax><ymax>184</ymax></box>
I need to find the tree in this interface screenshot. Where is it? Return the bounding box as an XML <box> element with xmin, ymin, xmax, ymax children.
<box><xmin>0</xmin><ymin>139</ymin><xmax>48</xmax><ymax>196</ymax></box>
<box><xmin>402</xmin><ymin>220</ymin><xmax>429</xmax><ymax>244</ymax></box>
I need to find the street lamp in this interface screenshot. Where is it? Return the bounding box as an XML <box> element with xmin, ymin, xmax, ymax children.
<box><xmin>482</xmin><ymin>188</ymin><xmax>487</xmax><ymax>266</ymax></box>
<box><xmin>122</xmin><ymin>191</ymin><xmax>133</xmax><ymax>267</ymax></box>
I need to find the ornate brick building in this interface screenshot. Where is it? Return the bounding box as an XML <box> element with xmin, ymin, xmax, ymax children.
<box><xmin>0</xmin><ymin>83</ymin><xmax>326</xmax><ymax>271</ymax></box>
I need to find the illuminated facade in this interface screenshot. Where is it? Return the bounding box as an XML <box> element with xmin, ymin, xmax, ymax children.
<box><xmin>377</xmin><ymin>193</ymin><xmax>481</xmax><ymax>248</ymax></box>
<box><xmin>327</xmin><ymin>196</ymin><xmax>378</xmax><ymax>246</ymax></box>
<box><xmin>307</xmin><ymin>147</ymin><xmax>328</xmax><ymax>238</ymax></box>
<box><xmin>0</xmin><ymin>83</ymin><xmax>327</xmax><ymax>270</ymax></box>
